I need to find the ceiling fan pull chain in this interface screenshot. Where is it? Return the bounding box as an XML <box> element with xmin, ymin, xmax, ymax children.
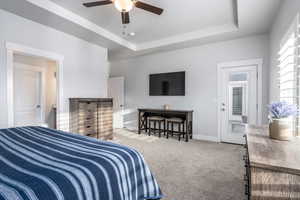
<box><xmin>122</xmin><ymin>25</ymin><xmax>127</xmax><ymax>37</ymax></box>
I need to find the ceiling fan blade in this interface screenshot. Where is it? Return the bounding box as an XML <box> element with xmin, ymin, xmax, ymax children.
<box><xmin>83</xmin><ymin>0</ymin><xmax>112</xmax><ymax>7</ymax></box>
<box><xmin>134</xmin><ymin>1</ymin><xmax>163</xmax><ymax>15</ymax></box>
<box><xmin>121</xmin><ymin>12</ymin><xmax>130</xmax><ymax>24</ymax></box>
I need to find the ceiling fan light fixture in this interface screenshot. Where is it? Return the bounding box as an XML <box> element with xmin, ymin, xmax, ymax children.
<box><xmin>114</xmin><ymin>0</ymin><xmax>133</xmax><ymax>12</ymax></box>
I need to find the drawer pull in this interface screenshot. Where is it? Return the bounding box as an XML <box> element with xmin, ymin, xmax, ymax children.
<box><xmin>86</xmin><ymin>126</ymin><xmax>91</xmax><ymax>128</ymax></box>
<box><xmin>245</xmin><ymin>184</ymin><xmax>249</xmax><ymax>195</ymax></box>
<box><xmin>86</xmin><ymin>118</ymin><xmax>91</xmax><ymax>120</ymax></box>
<box><xmin>244</xmin><ymin>174</ymin><xmax>248</xmax><ymax>181</ymax></box>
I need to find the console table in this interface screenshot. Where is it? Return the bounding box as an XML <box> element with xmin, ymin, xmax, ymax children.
<box><xmin>138</xmin><ymin>108</ymin><xmax>193</xmax><ymax>142</ymax></box>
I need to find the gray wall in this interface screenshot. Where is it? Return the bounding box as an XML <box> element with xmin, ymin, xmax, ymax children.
<box><xmin>269</xmin><ymin>0</ymin><xmax>300</xmax><ymax>102</ymax></box>
<box><xmin>0</xmin><ymin>9</ymin><xmax>109</xmax><ymax>130</ymax></box>
<box><xmin>110</xmin><ymin>34</ymin><xmax>270</xmax><ymax>141</ymax></box>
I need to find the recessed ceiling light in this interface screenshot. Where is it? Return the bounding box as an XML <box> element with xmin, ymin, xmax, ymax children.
<box><xmin>129</xmin><ymin>32</ymin><xmax>136</xmax><ymax>36</ymax></box>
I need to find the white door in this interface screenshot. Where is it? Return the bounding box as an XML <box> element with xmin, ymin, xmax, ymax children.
<box><xmin>219</xmin><ymin>66</ymin><xmax>258</xmax><ymax>144</ymax></box>
<box><xmin>14</xmin><ymin>65</ymin><xmax>43</xmax><ymax>126</ymax></box>
<box><xmin>108</xmin><ymin>77</ymin><xmax>125</xmax><ymax>129</ymax></box>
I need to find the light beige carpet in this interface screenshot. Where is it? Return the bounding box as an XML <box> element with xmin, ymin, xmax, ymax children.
<box><xmin>112</xmin><ymin>129</ymin><xmax>245</xmax><ymax>200</ymax></box>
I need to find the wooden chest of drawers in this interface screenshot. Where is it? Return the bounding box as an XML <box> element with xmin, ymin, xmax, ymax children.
<box><xmin>69</xmin><ymin>98</ymin><xmax>113</xmax><ymax>140</ymax></box>
<box><xmin>244</xmin><ymin>125</ymin><xmax>300</xmax><ymax>200</ymax></box>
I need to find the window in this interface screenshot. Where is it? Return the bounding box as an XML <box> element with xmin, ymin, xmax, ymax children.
<box><xmin>228</xmin><ymin>81</ymin><xmax>248</xmax><ymax>121</ymax></box>
<box><xmin>279</xmin><ymin>32</ymin><xmax>297</xmax><ymax>104</ymax></box>
<box><xmin>278</xmin><ymin>14</ymin><xmax>300</xmax><ymax>135</ymax></box>
<box><xmin>232</xmin><ymin>87</ymin><xmax>243</xmax><ymax>115</ymax></box>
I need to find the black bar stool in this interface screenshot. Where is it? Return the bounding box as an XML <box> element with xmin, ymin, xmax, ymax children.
<box><xmin>148</xmin><ymin>116</ymin><xmax>165</xmax><ymax>137</ymax></box>
<box><xmin>166</xmin><ymin>118</ymin><xmax>186</xmax><ymax>141</ymax></box>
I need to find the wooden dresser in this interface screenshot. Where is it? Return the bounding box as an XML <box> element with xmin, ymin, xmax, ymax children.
<box><xmin>69</xmin><ymin>98</ymin><xmax>113</xmax><ymax>140</ymax></box>
<box><xmin>244</xmin><ymin>125</ymin><xmax>300</xmax><ymax>200</ymax></box>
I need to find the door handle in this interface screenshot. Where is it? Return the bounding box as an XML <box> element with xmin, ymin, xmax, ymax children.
<box><xmin>36</xmin><ymin>105</ymin><xmax>41</xmax><ymax>109</ymax></box>
<box><xmin>221</xmin><ymin>108</ymin><xmax>225</xmax><ymax>111</ymax></box>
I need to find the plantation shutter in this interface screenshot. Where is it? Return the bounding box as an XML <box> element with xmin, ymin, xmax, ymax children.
<box><xmin>279</xmin><ymin>32</ymin><xmax>297</xmax><ymax>104</ymax></box>
<box><xmin>278</xmin><ymin>15</ymin><xmax>300</xmax><ymax>135</ymax></box>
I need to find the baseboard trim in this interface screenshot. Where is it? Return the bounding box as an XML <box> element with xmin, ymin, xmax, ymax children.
<box><xmin>123</xmin><ymin>127</ymin><xmax>137</xmax><ymax>132</ymax></box>
<box><xmin>193</xmin><ymin>134</ymin><xmax>220</xmax><ymax>142</ymax></box>
<box><xmin>124</xmin><ymin>127</ymin><xmax>220</xmax><ymax>143</ymax></box>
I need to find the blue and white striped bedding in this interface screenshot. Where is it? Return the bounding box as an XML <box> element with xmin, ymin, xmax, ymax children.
<box><xmin>0</xmin><ymin>126</ymin><xmax>162</xmax><ymax>200</ymax></box>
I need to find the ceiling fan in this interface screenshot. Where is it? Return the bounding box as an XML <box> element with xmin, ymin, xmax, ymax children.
<box><xmin>83</xmin><ymin>0</ymin><xmax>164</xmax><ymax>24</ymax></box>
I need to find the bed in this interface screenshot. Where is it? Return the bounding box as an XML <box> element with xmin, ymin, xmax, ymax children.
<box><xmin>0</xmin><ymin>126</ymin><xmax>163</xmax><ymax>200</ymax></box>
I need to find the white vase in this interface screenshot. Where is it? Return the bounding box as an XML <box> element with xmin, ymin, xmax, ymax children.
<box><xmin>269</xmin><ymin>118</ymin><xmax>293</xmax><ymax>141</ymax></box>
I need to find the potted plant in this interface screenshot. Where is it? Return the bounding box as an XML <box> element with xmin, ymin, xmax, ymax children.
<box><xmin>268</xmin><ymin>102</ymin><xmax>298</xmax><ymax>141</ymax></box>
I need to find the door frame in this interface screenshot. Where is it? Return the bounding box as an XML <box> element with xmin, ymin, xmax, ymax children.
<box><xmin>217</xmin><ymin>58</ymin><xmax>263</xmax><ymax>142</ymax></box>
<box><xmin>108</xmin><ymin>76</ymin><xmax>125</xmax><ymax>129</ymax></box>
<box><xmin>6</xmin><ymin>42</ymin><xmax>64</xmax><ymax>130</ymax></box>
<box><xmin>14</xmin><ymin>63</ymin><xmax>46</xmax><ymax>124</ymax></box>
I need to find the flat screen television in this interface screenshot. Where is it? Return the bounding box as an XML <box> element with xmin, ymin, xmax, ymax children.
<box><xmin>149</xmin><ymin>71</ymin><xmax>185</xmax><ymax>96</ymax></box>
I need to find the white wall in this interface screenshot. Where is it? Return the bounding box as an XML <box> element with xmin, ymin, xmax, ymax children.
<box><xmin>110</xmin><ymin>35</ymin><xmax>269</xmax><ymax>141</ymax></box>
<box><xmin>14</xmin><ymin>54</ymin><xmax>57</xmax><ymax>129</ymax></box>
<box><xmin>0</xmin><ymin>9</ymin><xmax>109</xmax><ymax>130</ymax></box>
<box><xmin>269</xmin><ymin>0</ymin><xmax>300</xmax><ymax>102</ymax></box>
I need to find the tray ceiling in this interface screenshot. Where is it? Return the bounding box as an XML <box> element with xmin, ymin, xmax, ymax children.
<box><xmin>0</xmin><ymin>0</ymin><xmax>281</xmax><ymax>59</ymax></box>
<box><xmin>49</xmin><ymin>0</ymin><xmax>236</xmax><ymax>43</ymax></box>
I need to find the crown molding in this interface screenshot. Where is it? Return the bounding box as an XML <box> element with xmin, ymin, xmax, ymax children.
<box><xmin>135</xmin><ymin>24</ymin><xmax>239</xmax><ymax>51</ymax></box>
<box><xmin>25</xmin><ymin>0</ymin><xmax>137</xmax><ymax>50</ymax></box>
<box><xmin>25</xmin><ymin>0</ymin><xmax>239</xmax><ymax>52</ymax></box>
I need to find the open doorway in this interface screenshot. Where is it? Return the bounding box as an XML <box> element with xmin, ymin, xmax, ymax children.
<box><xmin>6</xmin><ymin>42</ymin><xmax>64</xmax><ymax>130</ymax></box>
<box><xmin>108</xmin><ymin>77</ymin><xmax>125</xmax><ymax>129</ymax></box>
<box><xmin>13</xmin><ymin>54</ymin><xmax>57</xmax><ymax>129</ymax></box>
